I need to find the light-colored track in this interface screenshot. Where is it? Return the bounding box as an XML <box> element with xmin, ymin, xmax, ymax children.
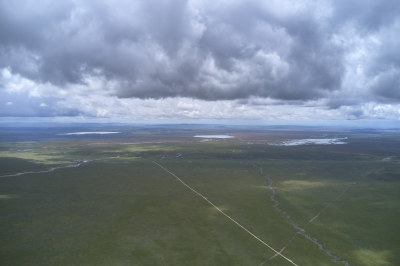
<box><xmin>153</xmin><ymin>161</ymin><xmax>298</xmax><ymax>266</ymax></box>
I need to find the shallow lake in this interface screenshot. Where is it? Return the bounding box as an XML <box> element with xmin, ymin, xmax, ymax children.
<box><xmin>194</xmin><ymin>135</ymin><xmax>234</xmax><ymax>139</ymax></box>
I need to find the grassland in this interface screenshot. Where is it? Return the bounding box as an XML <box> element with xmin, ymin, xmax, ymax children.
<box><xmin>0</xmin><ymin>125</ymin><xmax>399</xmax><ymax>265</ymax></box>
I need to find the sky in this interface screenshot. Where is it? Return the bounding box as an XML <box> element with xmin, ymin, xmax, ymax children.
<box><xmin>0</xmin><ymin>0</ymin><xmax>399</xmax><ymax>125</ymax></box>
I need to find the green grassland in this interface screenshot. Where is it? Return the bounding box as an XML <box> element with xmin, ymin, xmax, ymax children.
<box><xmin>0</xmin><ymin>126</ymin><xmax>399</xmax><ymax>265</ymax></box>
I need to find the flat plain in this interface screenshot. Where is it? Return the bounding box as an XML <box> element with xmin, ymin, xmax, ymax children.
<box><xmin>0</xmin><ymin>124</ymin><xmax>399</xmax><ymax>265</ymax></box>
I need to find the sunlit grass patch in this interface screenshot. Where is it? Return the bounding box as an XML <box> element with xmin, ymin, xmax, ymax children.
<box><xmin>280</xmin><ymin>180</ymin><xmax>327</xmax><ymax>191</ymax></box>
<box><xmin>0</xmin><ymin>194</ymin><xmax>15</xmax><ymax>199</ymax></box>
<box><xmin>354</xmin><ymin>249</ymin><xmax>392</xmax><ymax>266</ymax></box>
<box><xmin>0</xmin><ymin>152</ymin><xmax>66</xmax><ymax>164</ymax></box>
<box><xmin>121</xmin><ymin>144</ymin><xmax>176</xmax><ymax>152</ymax></box>
<box><xmin>253</xmin><ymin>185</ymin><xmax>270</xmax><ymax>189</ymax></box>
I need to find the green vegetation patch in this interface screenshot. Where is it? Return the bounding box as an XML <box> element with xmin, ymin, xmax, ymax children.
<box><xmin>1</xmin><ymin>128</ymin><xmax>399</xmax><ymax>265</ymax></box>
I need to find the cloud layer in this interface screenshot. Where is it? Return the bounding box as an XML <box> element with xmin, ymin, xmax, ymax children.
<box><xmin>0</xmin><ymin>0</ymin><xmax>399</xmax><ymax>122</ymax></box>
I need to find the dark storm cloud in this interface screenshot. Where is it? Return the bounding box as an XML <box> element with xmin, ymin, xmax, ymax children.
<box><xmin>0</xmin><ymin>0</ymin><xmax>399</xmax><ymax>104</ymax></box>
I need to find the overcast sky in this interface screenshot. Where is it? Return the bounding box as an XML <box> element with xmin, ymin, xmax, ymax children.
<box><xmin>1</xmin><ymin>0</ymin><xmax>399</xmax><ymax>125</ymax></box>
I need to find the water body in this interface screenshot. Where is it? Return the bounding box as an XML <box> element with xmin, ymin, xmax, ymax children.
<box><xmin>274</xmin><ymin>138</ymin><xmax>347</xmax><ymax>146</ymax></box>
<box><xmin>194</xmin><ymin>135</ymin><xmax>234</xmax><ymax>139</ymax></box>
<box><xmin>58</xmin><ymin>132</ymin><xmax>121</xmax><ymax>136</ymax></box>
<box><xmin>0</xmin><ymin>162</ymin><xmax>86</xmax><ymax>178</ymax></box>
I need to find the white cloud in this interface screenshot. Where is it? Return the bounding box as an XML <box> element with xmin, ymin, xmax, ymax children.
<box><xmin>1</xmin><ymin>63</ymin><xmax>400</xmax><ymax>123</ymax></box>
